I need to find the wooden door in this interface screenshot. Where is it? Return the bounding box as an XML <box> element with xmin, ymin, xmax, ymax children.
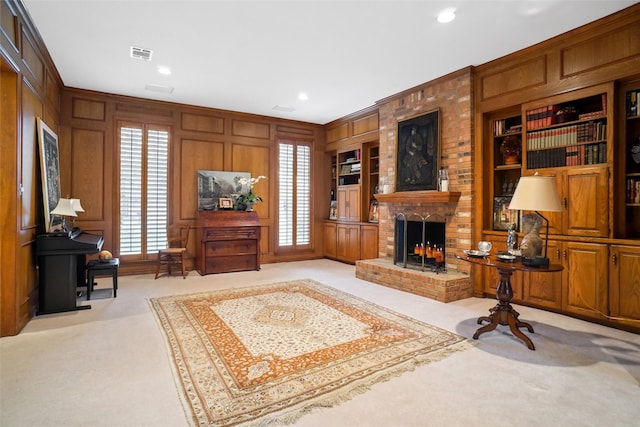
<box><xmin>337</xmin><ymin>224</ymin><xmax>360</xmax><ymax>263</ymax></box>
<box><xmin>565</xmin><ymin>166</ymin><xmax>608</xmax><ymax>237</ymax></box>
<box><xmin>523</xmin><ymin>239</ymin><xmax>563</xmax><ymax>309</ymax></box>
<box><xmin>346</xmin><ymin>186</ymin><xmax>361</xmax><ymax>221</ymax></box>
<box><xmin>609</xmin><ymin>245</ymin><xmax>640</xmax><ymax>323</ymax></box>
<box><xmin>360</xmin><ymin>224</ymin><xmax>378</xmax><ymax>260</ymax></box>
<box><xmin>323</xmin><ymin>221</ymin><xmax>337</xmax><ymax>258</ymax></box>
<box><xmin>562</xmin><ymin>241</ymin><xmax>608</xmax><ymax>318</ymax></box>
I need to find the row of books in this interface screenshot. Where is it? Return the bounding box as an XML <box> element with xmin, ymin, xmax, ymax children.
<box><xmin>339</xmin><ymin>162</ymin><xmax>360</xmax><ymax>175</ymax></box>
<box><xmin>527</xmin><ymin>142</ymin><xmax>606</xmax><ymax>169</ymax></box>
<box><xmin>526</xmin><ymin>121</ymin><xmax>607</xmax><ymax>150</ymax></box>
<box><xmin>627</xmin><ymin>178</ymin><xmax>640</xmax><ymax>204</ymax></box>
<box><xmin>526</xmin><ymin>94</ymin><xmax>606</xmax><ymax>130</ymax></box>
<box><xmin>626</xmin><ymin>89</ymin><xmax>639</xmax><ymax>117</ymax></box>
<box><xmin>494</xmin><ymin>120</ymin><xmax>522</xmax><ymax>136</ymax></box>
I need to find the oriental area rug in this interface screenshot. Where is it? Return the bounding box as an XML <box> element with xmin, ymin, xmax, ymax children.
<box><xmin>149</xmin><ymin>279</ymin><xmax>469</xmax><ymax>427</ymax></box>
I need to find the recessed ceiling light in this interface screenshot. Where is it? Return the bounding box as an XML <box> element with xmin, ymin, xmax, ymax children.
<box><xmin>437</xmin><ymin>8</ymin><xmax>456</xmax><ymax>23</ymax></box>
<box><xmin>157</xmin><ymin>66</ymin><xmax>171</xmax><ymax>75</ymax></box>
<box><xmin>298</xmin><ymin>93</ymin><xmax>308</xmax><ymax>101</ymax></box>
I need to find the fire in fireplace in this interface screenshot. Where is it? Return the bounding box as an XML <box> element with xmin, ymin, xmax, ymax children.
<box><xmin>395</xmin><ymin>213</ymin><xmax>446</xmax><ymax>273</ymax></box>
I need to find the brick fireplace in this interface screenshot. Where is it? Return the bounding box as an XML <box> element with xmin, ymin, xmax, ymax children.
<box><xmin>355</xmin><ymin>68</ymin><xmax>475</xmax><ymax>302</ymax></box>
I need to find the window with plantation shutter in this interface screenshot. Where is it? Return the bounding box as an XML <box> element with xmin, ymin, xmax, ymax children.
<box><xmin>278</xmin><ymin>139</ymin><xmax>311</xmax><ymax>250</ymax></box>
<box><xmin>119</xmin><ymin>123</ymin><xmax>169</xmax><ymax>258</ymax></box>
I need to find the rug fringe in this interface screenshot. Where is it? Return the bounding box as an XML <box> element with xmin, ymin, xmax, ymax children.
<box><xmin>242</xmin><ymin>340</ymin><xmax>472</xmax><ymax>427</ymax></box>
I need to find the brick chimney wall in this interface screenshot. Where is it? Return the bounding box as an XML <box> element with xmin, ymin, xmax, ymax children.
<box><xmin>376</xmin><ymin>68</ymin><xmax>474</xmax><ymax>275</ymax></box>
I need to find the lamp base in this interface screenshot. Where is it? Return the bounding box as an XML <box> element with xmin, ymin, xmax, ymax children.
<box><xmin>522</xmin><ymin>256</ymin><xmax>550</xmax><ymax>268</ymax></box>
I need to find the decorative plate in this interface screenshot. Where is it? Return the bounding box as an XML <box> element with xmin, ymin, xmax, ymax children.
<box><xmin>496</xmin><ymin>253</ymin><xmax>517</xmax><ymax>262</ymax></box>
<box><xmin>464</xmin><ymin>249</ymin><xmax>489</xmax><ymax>258</ymax></box>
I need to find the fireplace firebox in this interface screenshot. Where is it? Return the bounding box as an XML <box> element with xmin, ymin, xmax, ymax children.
<box><xmin>395</xmin><ymin>213</ymin><xmax>446</xmax><ymax>273</ymax></box>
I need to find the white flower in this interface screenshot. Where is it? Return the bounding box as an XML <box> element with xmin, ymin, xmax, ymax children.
<box><xmin>238</xmin><ymin>175</ymin><xmax>267</xmax><ymax>189</ymax></box>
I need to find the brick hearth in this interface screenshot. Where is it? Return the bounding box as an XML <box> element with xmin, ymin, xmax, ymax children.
<box><xmin>355</xmin><ymin>258</ymin><xmax>471</xmax><ymax>303</ymax></box>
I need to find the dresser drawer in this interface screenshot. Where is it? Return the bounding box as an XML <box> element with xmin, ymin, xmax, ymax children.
<box><xmin>205</xmin><ymin>240</ymin><xmax>257</xmax><ymax>256</ymax></box>
<box><xmin>205</xmin><ymin>255</ymin><xmax>257</xmax><ymax>273</ymax></box>
<box><xmin>204</xmin><ymin>227</ymin><xmax>259</xmax><ymax>241</ymax></box>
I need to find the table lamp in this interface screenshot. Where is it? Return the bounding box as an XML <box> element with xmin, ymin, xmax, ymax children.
<box><xmin>50</xmin><ymin>198</ymin><xmax>78</xmax><ymax>234</ymax></box>
<box><xmin>508</xmin><ymin>173</ymin><xmax>562</xmax><ymax>268</ymax></box>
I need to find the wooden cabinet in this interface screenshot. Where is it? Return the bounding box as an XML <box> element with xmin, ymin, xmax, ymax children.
<box><xmin>337</xmin><ymin>186</ymin><xmax>361</xmax><ymax>222</ymax></box>
<box><xmin>609</xmin><ymin>245</ymin><xmax>640</xmax><ymax>325</ymax></box>
<box><xmin>323</xmin><ymin>221</ymin><xmax>337</xmax><ymax>259</ymax></box>
<box><xmin>525</xmin><ymin>166</ymin><xmax>608</xmax><ymax>237</ymax></box>
<box><xmin>522</xmin><ymin>239</ymin><xmax>563</xmax><ymax>310</ymax></box>
<box><xmin>562</xmin><ymin>241</ymin><xmax>609</xmax><ymax>318</ymax></box>
<box><xmin>196</xmin><ymin>210</ymin><xmax>261</xmax><ymax>275</ymax></box>
<box><xmin>337</xmin><ymin>223</ymin><xmax>360</xmax><ymax>263</ymax></box>
<box><xmin>324</xmin><ymin>222</ymin><xmax>378</xmax><ymax>264</ymax></box>
<box><xmin>360</xmin><ymin>224</ymin><xmax>379</xmax><ymax>260</ymax></box>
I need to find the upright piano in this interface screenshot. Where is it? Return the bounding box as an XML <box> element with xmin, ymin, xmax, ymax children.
<box><xmin>36</xmin><ymin>229</ymin><xmax>104</xmax><ymax>314</ymax></box>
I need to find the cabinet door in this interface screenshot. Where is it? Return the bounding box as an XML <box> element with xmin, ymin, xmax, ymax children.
<box><xmin>337</xmin><ymin>224</ymin><xmax>360</xmax><ymax>263</ymax></box>
<box><xmin>324</xmin><ymin>222</ymin><xmax>337</xmax><ymax>258</ymax></box>
<box><xmin>337</xmin><ymin>186</ymin><xmax>361</xmax><ymax>221</ymax></box>
<box><xmin>565</xmin><ymin>166</ymin><xmax>608</xmax><ymax>237</ymax></box>
<box><xmin>523</xmin><ymin>239</ymin><xmax>563</xmax><ymax>309</ymax></box>
<box><xmin>525</xmin><ymin>169</ymin><xmax>565</xmax><ymax>235</ymax></box>
<box><xmin>562</xmin><ymin>241</ymin><xmax>608</xmax><ymax>318</ymax></box>
<box><xmin>360</xmin><ymin>224</ymin><xmax>378</xmax><ymax>260</ymax></box>
<box><xmin>609</xmin><ymin>245</ymin><xmax>640</xmax><ymax>322</ymax></box>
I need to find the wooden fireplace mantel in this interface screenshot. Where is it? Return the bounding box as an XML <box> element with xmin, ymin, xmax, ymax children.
<box><xmin>374</xmin><ymin>191</ymin><xmax>461</xmax><ymax>204</ymax></box>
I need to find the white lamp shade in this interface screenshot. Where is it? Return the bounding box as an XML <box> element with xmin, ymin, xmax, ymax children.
<box><xmin>50</xmin><ymin>198</ymin><xmax>77</xmax><ymax>217</ymax></box>
<box><xmin>70</xmin><ymin>198</ymin><xmax>85</xmax><ymax>213</ymax></box>
<box><xmin>508</xmin><ymin>175</ymin><xmax>562</xmax><ymax>212</ymax></box>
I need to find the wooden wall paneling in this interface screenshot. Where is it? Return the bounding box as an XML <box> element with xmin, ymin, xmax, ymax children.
<box><xmin>1</xmin><ymin>1</ymin><xmax>18</xmax><ymax>52</ymax></box>
<box><xmin>72</xmin><ymin>98</ymin><xmax>106</xmax><ymax>121</ymax></box>
<box><xmin>1</xmin><ymin>61</ymin><xmax>19</xmax><ymax>336</ymax></box>
<box><xmin>181</xmin><ymin>112</ymin><xmax>225</xmax><ymax>134</ymax></box>
<box><xmin>232</xmin><ymin>119</ymin><xmax>270</xmax><ymax>140</ymax></box>
<box><xmin>19</xmin><ymin>28</ymin><xmax>43</xmax><ymax>88</ymax></box>
<box><xmin>231</xmin><ymin>144</ymin><xmax>271</xmax><ymax>218</ymax></box>
<box><xmin>480</xmin><ymin>56</ymin><xmax>547</xmax><ymax>101</ymax></box>
<box><xmin>20</xmin><ymin>79</ymin><xmax>42</xmax><ymax>231</ymax></box>
<box><xmin>560</xmin><ymin>23</ymin><xmax>640</xmax><ymax>78</ymax></box>
<box><xmin>180</xmin><ymin>139</ymin><xmax>224</xmax><ymax>221</ymax></box>
<box><xmin>70</xmin><ymin>128</ymin><xmax>105</xmax><ymax>219</ymax></box>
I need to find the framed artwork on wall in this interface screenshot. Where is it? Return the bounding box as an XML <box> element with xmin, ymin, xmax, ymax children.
<box><xmin>197</xmin><ymin>170</ymin><xmax>250</xmax><ymax>210</ymax></box>
<box><xmin>37</xmin><ymin>118</ymin><xmax>62</xmax><ymax>232</ymax></box>
<box><xmin>396</xmin><ymin>109</ymin><xmax>440</xmax><ymax>192</ymax></box>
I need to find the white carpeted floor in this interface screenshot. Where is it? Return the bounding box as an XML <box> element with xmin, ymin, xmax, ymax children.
<box><xmin>1</xmin><ymin>259</ymin><xmax>639</xmax><ymax>427</ymax></box>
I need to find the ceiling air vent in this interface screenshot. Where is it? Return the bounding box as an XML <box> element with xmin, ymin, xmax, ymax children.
<box><xmin>130</xmin><ymin>46</ymin><xmax>152</xmax><ymax>61</ymax></box>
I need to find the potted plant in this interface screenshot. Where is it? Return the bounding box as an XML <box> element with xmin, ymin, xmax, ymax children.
<box><xmin>236</xmin><ymin>175</ymin><xmax>267</xmax><ymax>211</ymax></box>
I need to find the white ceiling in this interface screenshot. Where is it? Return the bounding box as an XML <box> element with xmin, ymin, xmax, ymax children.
<box><xmin>23</xmin><ymin>0</ymin><xmax>637</xmax><ymax>125</ymax></box>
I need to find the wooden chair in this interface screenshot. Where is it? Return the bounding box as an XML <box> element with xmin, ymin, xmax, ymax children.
<box><xmin>155</xmin><ymin>225</ymin><xmax>190</xmax><ymax>279</ymax></box>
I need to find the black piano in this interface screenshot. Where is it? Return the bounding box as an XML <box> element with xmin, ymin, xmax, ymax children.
<box><xmin>36</xmin><ymin>229</ymin><xmax>104</xmax><ymax>314</ymax></box>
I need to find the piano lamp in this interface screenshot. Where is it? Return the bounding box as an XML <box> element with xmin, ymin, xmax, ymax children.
<box><xmin>50</xmin><ymin>198</ymin><xmax>83</xmax><ymax>233</ymax></box>
<box><xmin>508</xmin><ymin>173</ymin><xmax>562</xmax><ymax>268</ymax></box>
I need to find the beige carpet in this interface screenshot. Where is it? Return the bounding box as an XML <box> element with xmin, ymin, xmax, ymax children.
<box><xmin>150</xmin><ymin>279</ymin><xmax>468</xmax><ymax>426</ymax></box>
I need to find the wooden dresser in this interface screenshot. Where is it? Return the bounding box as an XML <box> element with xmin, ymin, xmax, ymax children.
<box><xmin>195</xmin><ymin>210</ymin><xmax>261</xmax><ymax>275</ymax></box>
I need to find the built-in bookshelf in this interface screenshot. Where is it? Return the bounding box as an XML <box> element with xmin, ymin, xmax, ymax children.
<box><xmin>623</xmin><ymin>85</ymin><xmax>640</xmax><ymax>237</ymax></box>
<box><xmin>491</xmin><ymin>113</ymin><xmax>522</xmax><ymax>231</ymax></box>
<box><xmin>525</xmin><ymin>93</ymin><xmax>607</xmax><ymax>169</ymax></box>
<box><xmin>337</xmin><ymin>148</ymin><xmax>361</xmax><ymax>186</ymax></box>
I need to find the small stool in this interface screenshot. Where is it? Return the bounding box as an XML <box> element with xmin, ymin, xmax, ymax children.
<box><xmin>86</xmin><ymin>258</ymin><xmax>119</xmax><ymax>300</ymax></box>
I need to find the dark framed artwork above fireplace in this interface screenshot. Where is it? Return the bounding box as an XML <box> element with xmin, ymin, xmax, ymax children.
<box><xmin>397</xmin><ymin>109</ymin><xmax>440</xmax><ymax>192</ymax></box>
